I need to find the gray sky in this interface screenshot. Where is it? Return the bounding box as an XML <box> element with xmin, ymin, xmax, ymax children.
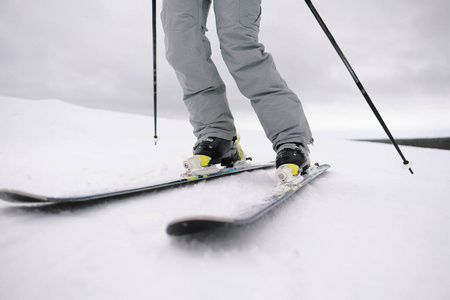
<box><xmin>1</xmin><ymin>0</ymin><xmax>449</xmax><ymax>123</ymax></box>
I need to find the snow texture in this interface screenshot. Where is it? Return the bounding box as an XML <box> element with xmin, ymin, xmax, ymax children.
<box><xmin>1</xmin><ymin>96</ymin><xmax>449</xmax><ymax>300</ymax></box>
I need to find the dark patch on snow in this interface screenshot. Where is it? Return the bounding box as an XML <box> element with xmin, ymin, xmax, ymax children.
<box><xmin>354</xmin><ymin>137</ymin><xmax>450</xmax><ymax>150</ymax></box>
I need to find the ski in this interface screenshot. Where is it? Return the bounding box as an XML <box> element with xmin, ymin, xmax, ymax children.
<box><xmin>166</xmin><ymin>163</ymin><xmax>330</xmax><ymax>236</ymax></box>
<box><xmin>0</xmin><ymin>162</ymin><xmax>275</xmax><ymax>204</ymax></box>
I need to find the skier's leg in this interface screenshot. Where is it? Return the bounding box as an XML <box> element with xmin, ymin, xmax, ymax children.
<box><xmin>213</xmin><ymin>0</ymin><xmax>313</xmax><ymax>150</ymax></box>
<box><xmin>161</xmin><ymin>0</ymin><xmax>236</xmax><ymax>141</ymax></box>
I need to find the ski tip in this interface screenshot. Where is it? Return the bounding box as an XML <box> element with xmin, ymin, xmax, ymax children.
<box><xmin>0</xmin><ymin>189</ymin><xmax>48</xmax><ymax>203</ymax></box>
<box><xmin>166</xmin><ymin>216</ymin><xmax>234</xmax><ymax>236</ymax></box>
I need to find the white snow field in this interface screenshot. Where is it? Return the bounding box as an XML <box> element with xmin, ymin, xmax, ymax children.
<box><xmin>1</xmin><ymin>95</ymin><xmax>449</xmax><ymax>300</ymax></box>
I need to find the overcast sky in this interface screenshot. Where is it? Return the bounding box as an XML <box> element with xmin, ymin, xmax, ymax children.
<box><xmin>1</xmin><ymin>0</ymin><xmax>449</xmax><ymax>125</ymax></box>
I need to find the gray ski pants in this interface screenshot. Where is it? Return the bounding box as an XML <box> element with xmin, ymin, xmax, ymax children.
<box><xmin>161</xmin><ymin>0</ymin><xmax>313</xmax><ymax>150</ymax></box>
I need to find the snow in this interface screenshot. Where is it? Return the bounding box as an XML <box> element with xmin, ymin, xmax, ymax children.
<box><xmin>1</xmin><ymin>95</ymin><xmax>449</xmax><ymax>300</ymax></box>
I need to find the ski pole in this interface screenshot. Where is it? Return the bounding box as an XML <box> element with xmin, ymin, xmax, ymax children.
<box><xmin>304</xmin><ymin>0</ymin><xmax>413</xmax><ymax>174</ymax></box>
<box><xmin>152</xmin><ymin>0</ymin><xmax>159</xmax><ymax>144</ymax></box>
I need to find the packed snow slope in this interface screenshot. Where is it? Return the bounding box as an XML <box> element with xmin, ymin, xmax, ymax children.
<box><xmin>1</xmin><ymin>96</ymin><xmax>449</xmax><ymax>300</ymax></box>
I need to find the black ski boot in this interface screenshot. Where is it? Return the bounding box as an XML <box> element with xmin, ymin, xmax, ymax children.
<box><xmin>275</xmin><ymin>143</ymin><xmax>310</xmax><ymax>183</ymax></box>
<box><xmin>184</xmin><ymin>136</ymin><xmax>247</xmax><ymax>174</ymax></box>
<box><xmin>193</xmin><ymin>136</ymin><xmax>241</xmax><ymax>167</ymax></box>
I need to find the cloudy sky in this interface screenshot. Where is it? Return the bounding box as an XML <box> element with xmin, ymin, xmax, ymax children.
<box><xmin>1</xmin><ymin>0</ymin><xmax>449</xmax><ymax>129</ymax></box>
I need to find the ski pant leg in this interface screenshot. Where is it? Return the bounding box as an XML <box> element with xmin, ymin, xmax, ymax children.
<box><xmin>213</xmin><ymin>0</ymin><xmax>313</xmax><ymax>150</ymax></box>
<box><xmin>161</xmin><ymin>0</ymin><xmax>236</xmax><ymax>141</ymax></box>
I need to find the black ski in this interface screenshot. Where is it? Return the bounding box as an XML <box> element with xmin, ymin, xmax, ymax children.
<box><xmin>167</xmin><ymin>163</ymin><xmax>330</xmax><ymax>236</ymax></box>
<box><xmin>0</xmin><ymin>162</ymin><xmax>275</xmax><ymax>203</ymax></box>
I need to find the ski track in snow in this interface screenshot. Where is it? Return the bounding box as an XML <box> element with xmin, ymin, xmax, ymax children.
<box><xmin>1</xmin><ymin>96</ymin><xmax>449</xmax><ymax>300</ymax></box>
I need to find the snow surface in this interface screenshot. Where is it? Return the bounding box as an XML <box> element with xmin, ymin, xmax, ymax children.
<box><xmin>1</xmin><ymin>95</ymin><xmax>449</xmax><ymax>300</ymax></box>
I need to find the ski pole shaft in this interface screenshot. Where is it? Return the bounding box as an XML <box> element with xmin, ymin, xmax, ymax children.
<box><xmin>152</xmin><ymin>0</ymin><xmax>159</xmax><ymax>144</ymax></box>
<box><xmin>304</xmin><ymin>0</ymin><xmax>413</xmax><ymax>174</ymax></box>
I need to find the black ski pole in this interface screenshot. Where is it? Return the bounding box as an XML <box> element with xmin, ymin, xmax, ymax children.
<box><xmin>304</xmin><ymin>0</ymin><xmax>413</xmax><ymax>174</ymax></box>
<box><xmin>152</xmin><ymin>0</ymin><xmax>159</xmax><ymax>144</ymax></box>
